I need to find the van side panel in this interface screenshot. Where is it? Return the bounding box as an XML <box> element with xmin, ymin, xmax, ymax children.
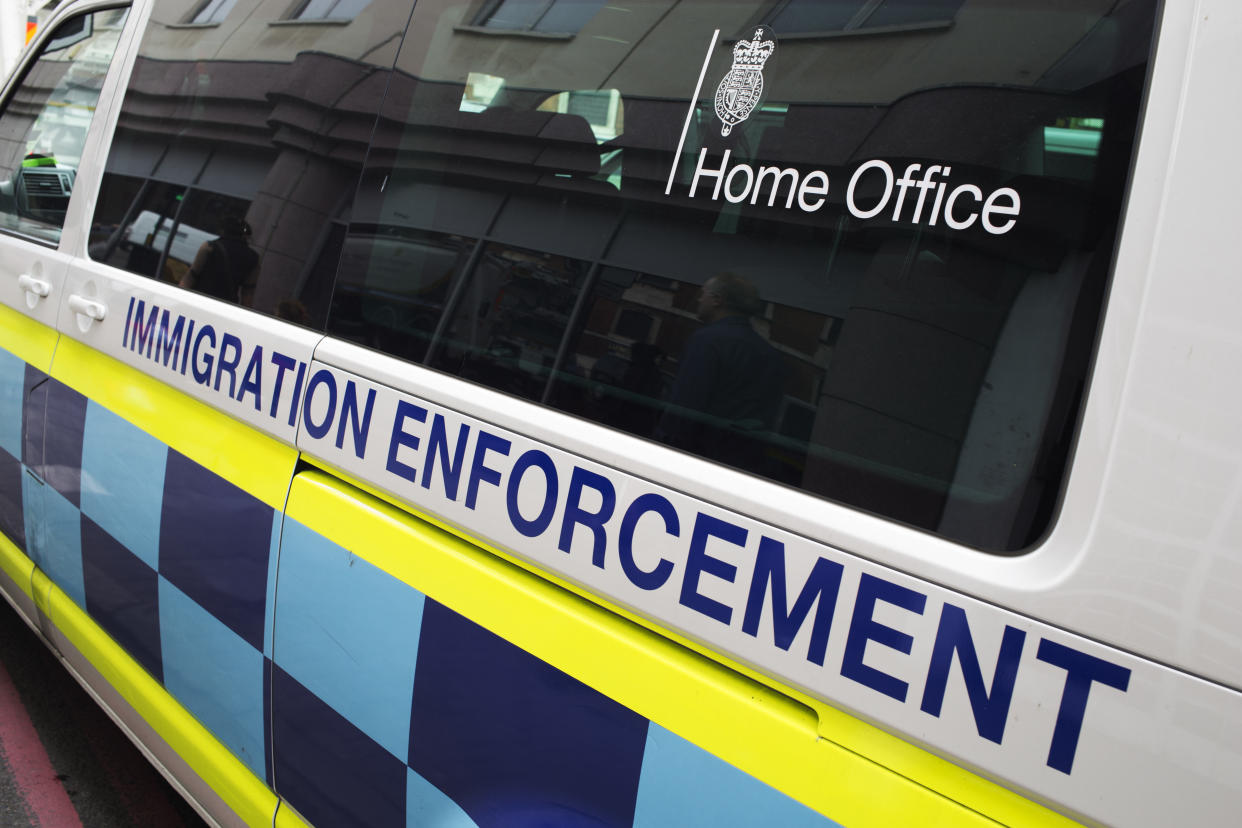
<box><xmin>274</xmin><ymin>468</ymin><xmax>1057</xmax><ymax>828</ymax></box>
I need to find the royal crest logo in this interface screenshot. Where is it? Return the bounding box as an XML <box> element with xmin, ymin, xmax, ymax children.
<box><xmin>714</xmin><ymin>26</ymin><xmax>776</xmax><ymax>137</ymax></box>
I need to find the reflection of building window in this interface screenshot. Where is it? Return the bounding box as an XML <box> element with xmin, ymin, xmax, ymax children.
<box><xmin>289</xmin><ymin>0</ymin><xmax>370</xmax><ymax>22</ymax></box>
<box><xmin>474</xmin><ymin>0</ymin><xmax>606</xmax><ymax>34</ymax></box>
<box><xmin>187</xmin><ymin>0</ymin><xmax>238</xmax><ymax>24</ymax></box>
<box><xmin>766</xmin><ymin>0</ymin><xmax>964</xmax><ymax>34</ymax></box>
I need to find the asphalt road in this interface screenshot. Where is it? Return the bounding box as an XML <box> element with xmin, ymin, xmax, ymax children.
<box><xmin>0</xmin><ymin>599</ymin><xmax>207</xmax><ymax>828</ymax></box>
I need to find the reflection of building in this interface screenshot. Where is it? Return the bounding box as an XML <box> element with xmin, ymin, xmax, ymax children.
<box><xmin>92</xmin><ymin>0</ymin><xmax>411</xmax><ymax>316</ymax></box>
<box><xmin>97</xmin><ymin>0</ymin><xmax>1151</xmax><ymax>546</ymax></box>
<box><xmin>101</xmin><ymin>0</ymin><xmax>1126</xmax><ymax>317</ymax></box>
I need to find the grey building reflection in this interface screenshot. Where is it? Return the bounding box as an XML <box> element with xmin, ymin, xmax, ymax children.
<box><xmin>91</xmin><ymin>0</ymin><xmax>1155</xmax><ymax>549</ymax></box>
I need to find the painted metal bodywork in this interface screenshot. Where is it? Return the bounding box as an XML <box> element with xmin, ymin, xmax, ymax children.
<box><xmin>0</xmin><ymin>0</ymin><xmax>1239</xmax><ymax>826</ymax></box>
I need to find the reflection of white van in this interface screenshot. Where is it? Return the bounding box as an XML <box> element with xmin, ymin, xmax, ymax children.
<box><xmin>3</xmin><ymin>2</ymin><xmax>1242</xmax><ymax>828</ymax></box>
<box><xmin>123</xmin><ymin>210</ymin><xmax>213</xmax><ymax>266</ymax></box>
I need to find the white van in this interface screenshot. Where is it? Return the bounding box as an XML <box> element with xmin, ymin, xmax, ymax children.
<box><xmin>1</xmin><ymin>1</ymin><xmax>1239</xmax><ymax>826</ymax></box>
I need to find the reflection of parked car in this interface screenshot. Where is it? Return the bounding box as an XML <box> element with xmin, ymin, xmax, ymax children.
<box><xmin>118</xmin><ymin>210</ymin><xmax>214</xmax><ymax>281</ymax></box>
<box><xmin>123</xmin><ymin>210</ymin><xmax>213</xmax><ymax>264</ymax></box>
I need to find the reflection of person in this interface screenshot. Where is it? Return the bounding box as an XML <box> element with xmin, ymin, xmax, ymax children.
<box><xmin>181</xmin><ymin>215</ymin><xmax>259</xmax><ymax>304</ymax></box>
<box><xmin>658</xmin><ymin>273</ymin><xmax>785</xmax><ymax>471</ymax></box>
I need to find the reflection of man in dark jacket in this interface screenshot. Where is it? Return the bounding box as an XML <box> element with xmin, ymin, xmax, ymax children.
<box><xmin>181</xmin><ymin>215</ymin><xmax>259</xmax><ymax>305</ymax></box>
<box><xmin>659</xmin><ymin>273</ymin><xmax>785</xmax><ymax>472</ymax></box>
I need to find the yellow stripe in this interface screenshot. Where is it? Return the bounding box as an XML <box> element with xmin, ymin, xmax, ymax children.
<box><xmin>0</xmin><ymin>531</ymin><xmax>34</xmax><ymax>601</ymax></box>
<box><xmin>51</xmin><ymin>337</ymin><xmax>295</xmax><ymax>510</ymax></box>
<box><xmin>288</xmin><ymin>471</ymin><xmax>1076</xmax><ymax>827</ymax></box>
<box><xmin>0</xmin><ymin>303</ymin><xmax>57</xmax><ymax>372</ymax></box>
<box><xmin>35</xmin><ymin>569</ymin><xmax>278</xmax><ymax>828</ymax></box>
<box><xmin>298</xmin><ymin>464</ymin><xmax>1078</xmax><ymax>827</ymax></box>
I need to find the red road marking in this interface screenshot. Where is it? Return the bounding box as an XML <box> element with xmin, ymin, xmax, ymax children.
<box><xmin>0</xmin><ymin>656</ymin><xmax>83</xmax><ymax>828</ymax></box>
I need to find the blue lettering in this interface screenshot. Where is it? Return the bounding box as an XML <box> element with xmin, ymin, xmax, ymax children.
<box><xmin>336</xmin><ymin>380</ymin><xmax>376</xmax><ymax>459</ymax></box>
<box><xmin>386</xmin><ymin>400</ymin><xmax>428</xmax><ymax>483</ymax></box>
<box><xmin>302</xmin><ymin>369</ymin><xmax>337</xmax><ymax>440</ymax></box>
<box><xmin>841</xmin><ymin>573</ymin><xmax>926</xmax><ymax>702</ymax></box>
<box><xmin>131</xmin><ymin>300</ymin><xmax>160</xmax><ymax>358</ymax></box>
<box><xmin>558</xmin><ymin>468</ymin><xmax>616</xmax><ymax>568</ymax></box>
<box><xmin>181</xmin><ymin>320</ymin><xmax>195</xmax><ymax>374</ymax></box>
<box><xmin>1036</xmin><ymin>639</ymin><xmax>1131</xmax><ymax>774</ymax></box>
<box><xmin>920</xmin><ymin>603</ymin><xmax>1025</xmax><ymax>744</ymax></box>
<box><xmin>287</xmin><ymin>362</ymin><xmax>306</xmax><ymax>427</ymax></box>
<box><xmin>214</xmin><ymin>333</ymin><xmax>242</xmax><ymax>396</ymax></box>
<box><xmin>156</xmin><ymin>310</ymin><xmax>187</xmax><ymax>369</ymax></box>
<box><xmin>679</xmin><ymin>514</ymin><xmax>744</xmax><ymax>626</ymax></box>
<box><xmin>742</xmin><ymin>538</ymin><xmax>843</xmax><ymax>666</ymax></box>
<box><xmin>421</xmin><ymin>414</ymin><xmax>470</xmax><ymax>500</ymax></box>
<box><xmin>123</xmin><ymin>297</ymin><xmax>134</xmax><ymax>349</ymax></box>
<box><xmin>269</xmin><ymin>352</ymin><xmax>295</xmax><ymax>419</ymax></box>
<box><xmin>464</xmin><ymin>431</ymin><xmax>511</xmax><ymax>510</ymax></box>
<box><xmin>237</xmin><ymin>346</ymin><xmax>264</xmax><ymax>411</ymax></box>
<box><xmin>618</xmin><ymin>493</ymin><xmax>678</xmax><ymax>590</ymax></box>
<box><xmin>191</xmin><ymin>325</ymin><xmax>216</xmax><ymax>385</ymax></box>
<box><xmin>506</xmin><ymin>449</ymin><xmax>558</xmax><ymax>538</ymax></box>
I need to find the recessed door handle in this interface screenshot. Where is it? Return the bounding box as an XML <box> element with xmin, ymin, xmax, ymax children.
<box><xmin>68</xmin><ymin>294</ymin><xmax>107</xmax><ymax>321</ymax></box>
<box><xmin>17</xmin><ymin>274</ymin><xmax>51</xmax><ymax>298</ymax></box>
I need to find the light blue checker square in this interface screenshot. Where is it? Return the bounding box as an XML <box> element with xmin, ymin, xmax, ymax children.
<box><xmin>273</xmin><ymin>519</ymin><xmax>424</xmax><ymax>762</ymax></box>
<box><xmin>0</xmin><ymin>347</ymin><xmax>24</xmax><ymax>460</ymax></box>
<box><xmin>407</xmin><ymin>768</ymin><xmax>477</xmax><ymax>828</ymax></box>
<box><xmin>633</xmin><ymin>724</ymin><xmax>839</xmax><ymax>828</ymax></box>
<box><xmin>160</xmin><ymin>577</ymin><xmax>266</xmax><ymax>778</ymax></box>
<box><xmin>21</xmin><ymin>471</ymin><xmax>45</xmax><ymax>566</ymax></box>
<box><xmin>41</xmin><ymin>486</ymin><xmax>85</xmax><ymax>609</ymax></box>
<box><xmin>80</xmin><ymin>404</ymin><xmax>167</xmax><ymax>571</ymax></box>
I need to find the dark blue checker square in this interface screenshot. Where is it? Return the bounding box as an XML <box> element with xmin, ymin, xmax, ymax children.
<box><xmin>42</xmin><ymin>379</ymin><xmax>87</xmax><ymax>507</ymax></box>
<box><xmin>408</xmin><ymin>600</ymin><xmax>648</xmax><ymax>828</ymax></box>
<box><xmin>0</xmin><ymin>447</ymin><xmax>24</xmax><ymax>552</ymax></box>
<box><xmin>82</xmin><ymin>514</ymin><xmax>163</xmax><ymax>683</ymax></box>
<box><xmin>22</xmin><ymin>364</ymin><xmax>47</xmax><ymax>469</ymax></box>
<box><xmin>272</xmin><ymin>664</ymin><xmax>406</xmax><ymax>828</ymax></box>
<box><xmin>158</xmin><ymin>450</ymin><xmax>273</xmax><ymax>652</ymax></box>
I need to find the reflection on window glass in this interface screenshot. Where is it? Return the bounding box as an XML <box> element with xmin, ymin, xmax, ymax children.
<box><xmin>293</xmin><ymin>0</ymin><xmax>371</xmax><ymax>21</ymax></box>
<box><xmin>767</xmin><ymin>0</ymin><xmax>862</xmax><ymax>32</ymax></box>
<box><xmin>330</xmin><ymin>0</ymin><xmax>1158</xmax><ymax>551</ymax></box>
<box><xmin>0</xmin><ymin>8</ymin><xmax>128</xmax><ymax>243</ymax></box>
<box><xmin>89</xmin><ymin>0</ymin><xmax>401</xmax><ymax>327</ymax></box>
<box><xmin>865</xmin><ymin>0</ymin><xmax>965</xmax><ymax>28</ymax></box>
<box><xmin>768</xmin><ymin>0</ymin><xmax>964</xmax><ymax>32</ymax></box>
<box><xmin>476</xmin><ymin>0</ymin><xmax>608</xmax><ymax>34</ymax></box>
<box><xmin>189</xmin><ymin>0</ymin><xmax>238</xmax><ymax>24</ymax></box>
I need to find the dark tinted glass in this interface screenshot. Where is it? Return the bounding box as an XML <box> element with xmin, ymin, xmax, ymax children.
<box><xmin>768</xmin><ymin>1</ymin><xmax>866</xmax><ymax>32</ymax></box>
<box><xmin>88</xmin><ymin>0</ymin><xmax>404</xmax><ymax>327</ymax></box>
<box><xmin>329</xmin><ymin>0</ymin><xmax>1158</xmax><ymax>551</ymax></box>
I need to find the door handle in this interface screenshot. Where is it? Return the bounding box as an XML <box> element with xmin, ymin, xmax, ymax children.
<box><xmin>68</xmin><ymin>294</ymin><xmax>107</xmax><ymax>321</ymax></box>
<box><xmin>17</xmin><ymin>274</ymin><xmax>51</xmax><ymax>298</ymax></box>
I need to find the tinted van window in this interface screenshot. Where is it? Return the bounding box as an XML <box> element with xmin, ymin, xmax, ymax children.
<box><xmin>88</xmin><ymin>0</ymin><xmax>403</xmax><ymax>326</ymax></box>
<box><xmin>329</xmin><ymin>0</ymin><xmax>1157</xmax><ymax>551</ymax></box>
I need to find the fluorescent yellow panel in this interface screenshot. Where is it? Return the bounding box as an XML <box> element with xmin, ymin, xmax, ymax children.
<box><xmin>288</xmin><ymin>471</ymin><xmax>1075</xmax><ymax>827</ymax></box>
<box><xmin>0</xmin><ymin>531</ymin><xmax>34</xmax><ymax>600</ymax></box>
<box><xmin>0</xmin><ymin>303</ymin><xmax>57</xmax><ymax>371</ymax></box>
<box><xmin>38</xmin><ymin>571</ymin><xmax>278</xmax><ymax>828</ymax></box>
<box><xmin>51</xmin><ymin>337</ymin><xmax>295</xmax><ymax>510</ymax></box>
